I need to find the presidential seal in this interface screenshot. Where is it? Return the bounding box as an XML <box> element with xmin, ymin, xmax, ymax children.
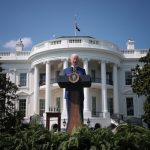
<box><xmin>68</xmin><ymin>72</ymin><xmax>80</xmax><ymax>83</ymax></box>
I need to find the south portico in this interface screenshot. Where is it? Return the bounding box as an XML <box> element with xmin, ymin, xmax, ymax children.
<box><xmin>30</xmin><ymin>55</ymin><xmax>120</xmax><ymax>128</ymax></box>
<box><xmin>0</xmin><ymin>36</ymin><xmax>147</xmax><ymax>129</ymax></box>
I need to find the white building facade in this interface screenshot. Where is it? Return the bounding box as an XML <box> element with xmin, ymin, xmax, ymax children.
<box><xmin>0</xmin><ymin>36</ymin><xmax>148</xmax><ymax>128</ymax></box>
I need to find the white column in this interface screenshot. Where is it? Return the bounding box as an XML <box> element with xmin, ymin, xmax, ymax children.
<box><xmin>26</xmin><ymin>72</ymin><xmax>29</xmax><ymax>88</ymax></box>
<box><xmin>13</xmin><ymin>69</ymin><xmax>16</xmax><ymax>83</ymax></box>
<box><xmin>15</xmin><ymin>99</ymin><xmax>19</xmax><ymax>111</ymax></box>
<box><xmin>101</xmin><ymin>61</ymin><xmax>108</xmax><ymax>118</ymax></box>
<box><xmin>16</xmin><ymin>71</ymin><xmax>19</xmax><ymax>86</ymax></box>
<box><xmin>62</xmin><ymin>59</ymin><xmax>68</xmax><ymax>118</ymax></box>
<box><xmin>113</xmin><ymin>64</ymin><xmax>119</xmax><ymax>114</ymax></box>
<box><xmin>26</xmin><ymin>96</ymin><xmax>29</xmax><ymax>117</ymax></box>
<box><xmin>45</xmin><ymin>61</ymin><xmax>51</xmax><ymax>112</ymax></box>
<box><xmin>83</xmin><ymin>58</ymin><xmax>91</xmax><ymax>117</ymax></box>
<box><xmin>33</xmin><ymin>65</ymin><xmax>39</xmax><ymax>114</ymax></box>
<box><xmin>9</xmin><ymin>70</ymin><xmax>14</xmax><ymax>83</ymax></box>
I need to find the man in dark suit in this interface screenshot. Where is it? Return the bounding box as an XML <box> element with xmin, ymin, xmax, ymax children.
<box><xmin>63</xmin><ymin>54</ymin><xmax>86</xmax><ymax>122</ymax></box>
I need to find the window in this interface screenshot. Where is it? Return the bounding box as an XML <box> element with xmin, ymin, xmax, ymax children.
<box><xmin>89</xmin><ymin>40</ymin><xmax>99</xmax><ymax>44</ymax></box>
<box><xmin>126</xmin><ymin>97</ymin><xmax>134</xmax><ymax>116</ymax></box>
<box><xmin>20</xmin><ymin>73</ymin><xmax>27</xmax><ymax>86</ymax></box>
<box><xmin>39</xmin><ymin>99</ymin><xmax>45</xmax><ymax>116</ymax></box>
<box><xmin>125</xmin><ymin>71</ymin><xmax>132</xmax><ymax>85</ymax></box>
<box><xmin>40</xmin><ymin>73</ymin><xmax>45</xmax><ymax>85</ymax></box>
<box><xmin>69</xmin><ymin>39</ymin><xmax>81</xmax><ymax>43</ymax></box>
<box><xmin>19</xmin><ymin>99</ymin><xmax>26</xmax><ymax>117</ymax></box>
<box><xmin>56</xmin><ymin>71</ymin><xmax>60</xmax><ymax>79</ymax></box>
<box><xmin>106</xmin><ymin>72</ymin><xmax>113</xmax><ymax>85</ymax></box>
<box><xmin>50</xmin><ymin>40</ymin><xmax>61</xmax><ymax>45</ymax></box>
<box><xmin>91</xmin><ymin>70</ymin><xmax>96</xmax><ymax>82</ymax></box>
<box><xmin>108</xmin><ymin>98</ymin><xmax>113</xmax><ymax>116</ymax></box>
<box><xmin>56</xmin><ymin>97</ymin><xmax>61</xmax><ymax>111</ymax></box>
<box><xmin>92</xmin><ymin>96</ymin><xmax>96</xmax><ymax>117</ymax></box>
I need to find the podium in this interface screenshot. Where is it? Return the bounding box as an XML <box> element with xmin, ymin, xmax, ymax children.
<box><xmin>58</xmin><ymin>74</ymin><xmax>91</xmax><ymax>133</ymax></box>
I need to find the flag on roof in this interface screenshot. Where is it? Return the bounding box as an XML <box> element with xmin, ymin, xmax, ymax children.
<box><xmin>75</xmin><ymin>23</ymin><xmax>80</xmax><ymax>32</ymax></box>
<box><xmin>74</xmin><ymin>15</ymin><xmax>80</xmax><ymax>36</ymax></box>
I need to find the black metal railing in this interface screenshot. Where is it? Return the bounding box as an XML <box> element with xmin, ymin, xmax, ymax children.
<box><xmin>39</xmin><ymin>78</ymin><xmax>58</xmax><ymax>86</ymax></box>
<box><xmin>39</xmin><ymin>77</ymin><xmax>113</xmax><ymax>86</ymax></box>
<box><xmin>50</xmin><ymin>78</ymin><xmax>58</xmax><ymax>84</ymax></box>
<box><xmin>106</xmin><ymin>79</ymin><xmax>113</xmax><ymax>85</ymax></box>
<box><xmin>92</xmin><ymin>111</ymin><xmax>103</xmax><ymax>117</ymax></box>
<box><xmin>91</xmin><ymin>77</ymin><xmax>101</xmax><ymax>83</ymax></box>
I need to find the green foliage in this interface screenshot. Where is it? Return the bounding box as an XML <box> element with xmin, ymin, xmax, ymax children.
<box><xmin>113</xmin><ymin>124</ymin><xmax>150</xmax><ymax>150</ymax></box>
<box><xmin>0</xmin><ymin>125</ymin><xmax>150</xmax><ymax>150</ymax></box>
<box><xmin>30</xmin><ymin>114</ymin><xmax>44</xmax><ymax>126</ymax></box>
<box><xmin>59</xmin><ymin>126</ymin><xmax>92</xmax><ymax>150</ymax></box>
<box><xmin>91</xmin><ymin>128</ymin><xmax>114</xmax><ymax>150</ymax></box>
<box><xmin>143</xmin><ymin>96</ymin><xmax>150</xmax><ymax>127</ymax></box>
<box><xmin>0</xmin><ymin>124</ymin><xmax>69</xmax><ymax>150</ymax></box>
<box><xmin>132</xmin><ymin>63</ymin><xmax>150</xmax><ymax>96</ymax></box>
<box><xmin>0</xmin><ymin>64</ymin><xmax>23</xmax><ymax>133</ymax></box>
<box><xmin>131</xmin><ymin>49</ymin><xmax>150</xmax><ymax>127</ymax></box>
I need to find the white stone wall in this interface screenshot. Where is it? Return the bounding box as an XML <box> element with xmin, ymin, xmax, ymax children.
<box><xmin>0</xmin><ymin>36</ymin><xmax>148</xmax><ymax>127</ymax></box>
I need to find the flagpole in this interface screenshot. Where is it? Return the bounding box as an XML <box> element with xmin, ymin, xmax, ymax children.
<box><xmin>75</xmin><ymin>27</ymin><xmax>77</xmax><ymax>36</ymax></box>
<box><xmin>74</xmin><ymin>15</ymin><xmax>77</xmax><ymax>36</ymax></box>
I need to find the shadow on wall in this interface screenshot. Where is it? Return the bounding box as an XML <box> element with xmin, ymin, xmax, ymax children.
<box><xmin>94</xmin><ymin>123</ymin><xmax>101</xmax><ymax>130</ymax></box>
<box><xmin>51</xmin><ymin>123</ymin><xmax>59</xmax><ymax>132</ymax></box>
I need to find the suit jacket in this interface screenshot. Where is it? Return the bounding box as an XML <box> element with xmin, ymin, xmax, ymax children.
<box><xmin>63</xmin><ymin>66</ymin><xmax>86</xmax><ymax>100</ymax></box>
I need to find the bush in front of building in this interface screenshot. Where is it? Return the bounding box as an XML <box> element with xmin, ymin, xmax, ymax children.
<box><xmin>113</xmin><ymin>124</ymin><xmax>150</xmax><ymax>150</ymax></box>
<box><xmin>131</xmin><ymin>49</ymin><xmax>150</xmax><ymax>128</ymax></box>
<box><xmin>0</xmin><ymin>124</ymin><xmax>150</xmax><ymax>150</ymax></box>
<box><xmin>0</xmin><ymin>64</ymin><xmax>24</xmax><ymax>134</ymax></box>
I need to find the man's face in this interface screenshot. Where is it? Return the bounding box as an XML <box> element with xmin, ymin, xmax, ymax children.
<box><xmin>70</xmin><ymin>55</ymin><xmax>78</xmax><ymax>66</ymax></box>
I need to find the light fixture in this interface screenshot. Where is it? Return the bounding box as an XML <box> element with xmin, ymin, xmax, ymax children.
<box><xmin>87</xmin><ymin>118</ymin><xmax>90</xmax><ymax>126</ymax></box>
<box><xmin>63</xmin><ymin>119</ymin><xmax>66</xmax><ymax>127</ymax></box>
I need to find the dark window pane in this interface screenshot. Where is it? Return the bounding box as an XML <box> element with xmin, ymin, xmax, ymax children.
<box><xmin>126</xmin><ymin>97</ymin><xmax>134</xmax><ymax>116</ymax></box>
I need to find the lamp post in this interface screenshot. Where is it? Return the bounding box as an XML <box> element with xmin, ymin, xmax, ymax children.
<box><xmin>63</xmin><ymin>119</ymin><xmax>66</xmax><ymax>127</ymax></box>
<box><xmin>87</xmin><ymin>118</ymin><xmax>90</xmax><ymax>126</ymax></box>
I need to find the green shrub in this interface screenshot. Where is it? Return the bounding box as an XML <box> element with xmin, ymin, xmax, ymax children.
<box><xmin>0</xmin><ymin>124</ymin><xmax>150</xmax><ymax>150</ymax></box>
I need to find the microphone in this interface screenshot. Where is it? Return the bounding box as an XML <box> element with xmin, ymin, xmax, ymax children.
<box><xmin>72</xmin><ymin>66</ymin><xmax>77</xmax><ymax>73</ymax></box>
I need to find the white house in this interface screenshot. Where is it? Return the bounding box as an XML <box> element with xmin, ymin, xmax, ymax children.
<box><xmin>0</xmin><ymin>36</ymin><xmax>148</xmax><ymax>128</ymax></box>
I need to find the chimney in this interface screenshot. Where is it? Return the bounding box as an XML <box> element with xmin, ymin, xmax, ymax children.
<box><xmin>126</xmin><ymin>39</ymin><xmax>135</xmax><ymax>50</ymax></box>
<box><xmin>16</xmin><ymin>39</ymin><xmax>24</xmax><ymax>52</ymax></box>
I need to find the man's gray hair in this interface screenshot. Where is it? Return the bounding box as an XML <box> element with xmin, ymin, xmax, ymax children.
<box><xmin>70</xmin><ymin>53</ymin><xmax>79</xmax><ymax>59</ymax></box>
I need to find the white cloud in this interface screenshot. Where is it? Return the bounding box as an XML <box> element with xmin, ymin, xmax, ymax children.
<box><xmin>22</xmin><ymin>37</ymin><xmax>32</xmax><ymax>48</ymax></box>
<box><xmin>3</xmin><ymin>40</ymin><xmax>16</xmax><ymax>49</ymax></box>
<box><xmin>3</xmin><ymin>37</ymin><xmax>33</xmax><ymax>49</ymax></box>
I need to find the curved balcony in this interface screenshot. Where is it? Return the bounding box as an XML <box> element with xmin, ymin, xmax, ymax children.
<box><xmin>0</xmin><ymin>51</ymin><xmax>30</xmax><ymax>61</ymax></box>
<box><xmin>39</xmin><ymin>77</ymin><xmax>113</xmax><ymax>87</ymax></box>
<box><xmin>91</xmin><ymin>78</ymin><xmax>113</xmax><ymax>85</ymax></box>
<box><xmin>29</xmin><ymin>36</ymin><xmax>121</xmax><ymax>60</ymax></box>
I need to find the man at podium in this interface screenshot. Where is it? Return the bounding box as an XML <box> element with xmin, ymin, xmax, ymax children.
<box><xmin>63</xmin><ymin>54</ymin><xmax>86</xmax><ymax>122</ymax></box>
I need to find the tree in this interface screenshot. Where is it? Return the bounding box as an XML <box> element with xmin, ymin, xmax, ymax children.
<box><xmin>131</xmin><ymin>49</ymin><xmax>150</xmax><ymax>128</ymax></box>
<box><xmin>0</xmin><ymin>64</ymin><xmax>23</xmax><ymax>133</ymax></box>
<box><xmin>113</xmin><ymin>124</ymin><xmax>150</xmax><ymax>150</ymax></box>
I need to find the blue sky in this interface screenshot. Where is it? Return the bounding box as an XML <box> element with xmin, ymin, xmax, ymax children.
<box><xmin>0</xmin><ymin>0</ymin><xmax>150</xmax><ymax>51</ymax></box>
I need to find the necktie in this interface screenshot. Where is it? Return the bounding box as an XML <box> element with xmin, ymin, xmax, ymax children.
<box><xmin>72</xmin><ymin>66</ymin><xmax>77</xmax><ymax>72</ymax></box>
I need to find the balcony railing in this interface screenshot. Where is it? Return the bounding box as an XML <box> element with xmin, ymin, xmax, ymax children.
<box><xmin>92</xmin><ymin>111</ymin><xmax>103</xmax><ymax>117</ymax></box>
<box><xmin>91</xmin><ymin>78</ymin><xmax>113</xmax><ymax>85</ymax></box>
<box><xmin>31</xmin><ymin>37</ymin><xmax>120</xmax><ymax>55</ymax></box>
<box><xmin>39</xmin><ymin>78</ymin><xmax>58</xmax><ymax>86</ymax></box>
<box><xmin>91</xmin><ymin>77</ymin><xmax>101</xmax><ymax>83</ymax></box>
<box><xmin>0</xmin><ymin>51</ymin><xmax>30</xmax><ymax>57</ymax></box>
<box><xmin>39</xmin><ymin>77</ymin><xmax>113</xmax><ymax>86</ymax></box>
<box><xmin>106</xmin><ymin>79</ymin><xmax>113</xmax><ymax>85</ymax></box>
<box><xmin>51</xmin><ymin>78</ymin><xmax>58</xmax><ymax>84</ymax></box>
